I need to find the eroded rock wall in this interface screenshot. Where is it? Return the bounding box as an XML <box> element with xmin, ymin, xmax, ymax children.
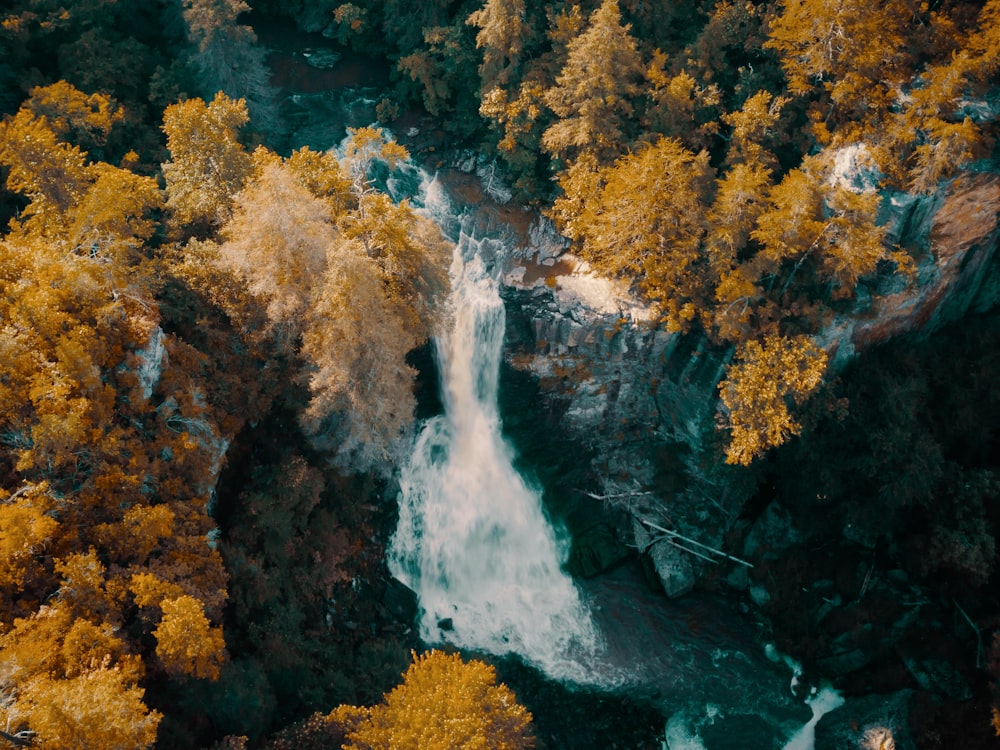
<box><xmin>501</xmin><ymin>172</ymin><xmax>1000</xmax><ymax>598</ymax></box>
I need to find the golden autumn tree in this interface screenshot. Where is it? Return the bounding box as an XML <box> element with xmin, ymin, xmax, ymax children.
<box><xmin>300</xmin><ymin>238</ymin><xmax>425</xmax><ymax>467</ymax></box>
<box><xmin>542</xmin><ymin>0</ymin><xmax>644</xmax><ymax>161</ymax></box>
<box><xmin>765</xmin><ymin>0</ymin><xmax>917</xmax><ymax>120</ymax></box>
<box><xmin>718</xmin><ymin>334</ymin><xmax>828</xmax><ymax>465</ymax></box>
<box><xmin>154</xmin><ymin>595</ymin><xmax>227</xmax><ymax>680</ymax></box>
<box><xmin>0</xmin><ymin>603</ymin><xmax>160</xmax><ymax>750</ymax></box>
<box><xmin>467</xmin><ymin>0</ymin><xmax>531</xmax><ymax>90</ymax></box>
<box><xmin>0</xmin><ymin>108</ymin><xmax>90</xmax><ymax>233</ymax></box>
<box><xmin>643</xmin><ymin>57</ymin><xmax>720</xmax><ymax>149</ymax></box>
<box><xmin>22</xmin><ymin>80</ymin><xmax>123</xmax><ymax>155</ymax></box>
<box><xmin>15</xmin><ymin>666</ymin><xmax>161</xmax><ymax>750</ymax></box>
<box><xmin>334</xmin><ymin>650</ymin><xmax>534</xmax><ymax>750</ymax></box>
<box><xmin>0</xmin><ymin>83</ymin><xmax>162</xmax><ymax>261</ymax></box>
<box><xmin>550</xmin><ymin>137</ymin><xmax>713</xmax><ymax>331</ymax></box>
<box><xmin>161</xmin><ymin>92</ymin><xmax>254</xmax><ymax>234</ymax></box>
<box><xmin>216</xmin><ymin>156</ymin><xmax>337</xmax><ymax>348</ymax></box>
<box><xmin>748</xmin><ymin>154</ymin><xmax>908</xmax><ymax>299</ymax></box>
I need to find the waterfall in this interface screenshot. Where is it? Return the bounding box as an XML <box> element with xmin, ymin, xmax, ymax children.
<box><xmin>389</xmin><ymin>199</ymin><xmax>602</xmax><ymax>683</ymax></box>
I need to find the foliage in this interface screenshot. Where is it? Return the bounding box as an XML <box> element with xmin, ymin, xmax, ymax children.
<box><xmin>161</xmin><ymin>92</ymin><xmax>254</xmax><ymax>235</ymax></box>
<box><xmin>336</xmin><ymin>650</ymin><xmax>535</xmax><ymax>750</ymax></box>
<box><xmin>549</xmin><ymin>138</ymin><xmax>713</xmax><ymax>331</ymax></box>
<box><xmin>180</xmin><ymin>0</ymin><xmax>281</xmax><ymax>133</ymax></box>
<box><xmin>217</xmin><ymin>157</ymin><xmax>335</xmax><ymax>347</ymax></box>
<box><xmin>719</xmin><ymin>334</ymin><xmax>827</xmax><ymax>465</ymax></box>
<box><xmin>467</xmin><ymin>0</ymin><xmax>531</xmax><ymax>91</ymax></box>
<box><xmin>155</xmin><ymin>595</ymin><xmax>227</xmax><ymax>680</ymax></box>
<box><xmin>541</xmin><ymin>0</ymin><xmax>644</xmax><ymax>162</ymax></box>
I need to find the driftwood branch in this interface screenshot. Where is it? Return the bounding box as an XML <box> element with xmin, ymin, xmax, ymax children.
<box><xmin>953</xmin><ymin>599</ymin><xmax>985</xmax><ymax>669</ymax></box>
<box><xmin>662</xmin><ymin>537</ymin><xmax>720</xmax><ymax>565</ymax></box>
<box><xmin>576</xmin><ymin>489</ymin><xmax>654</xmax><ymax>502</ymax></box>
<box><xmin>577</xmin><ymin>487</ymin><xmax>754</xmax><ymax>568</ymax></box>
<box><xmin>641</xmin><ymin>519</ymin><xmax>754</xmax><ymax>569</ymax></box>
<box><xmin>0</xmin><ymin>729</ymin><xmax>34</xmax><ymax>748</ymax></box>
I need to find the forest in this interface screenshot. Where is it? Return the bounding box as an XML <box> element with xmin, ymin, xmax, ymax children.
<box><xmin>0</xmin><ymin>0</ymin><xmax>998</xmax><ymax>747</ymax></box>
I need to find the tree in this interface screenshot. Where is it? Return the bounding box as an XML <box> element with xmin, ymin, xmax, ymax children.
<box><xmin>285</xmin><ymin>146</ymin><xmax>355</xmax><ymax>217</ymax></box>
<box><xmin>643</xmin><ymin>57</ymin><xmax>720</xmax><ymax>149</ymax></box>
<box><xmin>300</xmin><ymin>239</ymin><xmax>424</xmax><ymax>468</ymax></box>
<box><xmin>216</xmin><ymin>158</ymin><xmax>336</xmax><ymax>348</ymax></box>
<box><xmin>0</xmin><ymin>109</ymin><xmax>90</xmax><ymax>229</ymax></box>
<box><xmin>14</xmin><ymin>666</ymin><xmax>161</xmax><ymax>750</ymax></box>
<box><xmin>720</xmin><ymin>90</ymin><xmax>787</xmax><ymax>169</ymax></box>
<box><xmin>180</xmin><ymin>0</ymin><xmax>280</xmax><ymax>132</ymax></box>
<box><xmin>336</xmin><ymin>650</ymin><xmax>534</xmax><ymax>750</ymax></box>
<box><xmin>397</xmin><ymin>21</ymin><xmax>481</xmax><ymax>136</ymax></box>
<box><xmin>161</xmin><ymin>92</ymin><xmax>254</xmax><ymax>234</ymax></box>
<box><xmin>549</xmin><ymin>137</ymin><xmax>713</xmax><ymax>331</ymax></box>
<box><xmin>885</xmin><ymin>1</ymin><xmax>1000</xmax><ymax>192</ymax></box>
<box><xmin>23</xmin><ymin>81</ymin><xmax>123</xmax><ymax>155</ymax></box>
<box><xmin>706</xmin><ymin>160</ymin><xmax>775</xmax><ymax>343</ymax></box>
<box><xmin>718</xmin><ymin>334</ymin><xmax>827</xmax><ymax>465</ymax></box>
<box><xmin>764</xmin><ymin>0</ymin><xmax>916</xmax><ymax>119</ymax></box>
<box><xmin>542</xmin><ymin>0</ymin><xmax>644</xmax><ymax>161</ymax></box>
<box><xmin>0</xmin><ymin>485</ymin><xmax>59</xmax><ymax>597</ymax></box>
<box><xmin>0</xmin><ymin>603</ymin><xmax>158</xmax><ymax>750</ymax></box>
<box><xmin>467</xmin><ymin>0</ymin><xmax>531</xmax><ymax>90</ymax></box>
<box><xmin>0</xmin><ymin>83</ymin><xmax>162</xmax><ymax>257</ymax></box>
<box><xmin>749</xmin><ymin>155</ymin><xmax>904</xmax><ymax>298</ymax></box>
<box><xmin>154</xmin><ymin>595</ymin><xmax>227</xmax><ymax>680</ymax></box>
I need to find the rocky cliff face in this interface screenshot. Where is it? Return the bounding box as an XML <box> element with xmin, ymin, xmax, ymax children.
<box><xmin>500</xmin><ymin>171</ymin><xmax>1000</xmax><ymax>599</ymax></box>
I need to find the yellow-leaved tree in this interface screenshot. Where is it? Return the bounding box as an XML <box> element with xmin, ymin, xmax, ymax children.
<box><xmin>765</xmin><ymin>0</ymin><xmax>916</xmax><ymax>120</ymax></box>
<box><xmin>718</xmin><ymin>334</ymin><xmax>827</xmax><ymax>465</ymax></box>
<box><xmin>332</xmin><ymin>650</ymin><xmax>534</xmax><ymax>750</ymax></box>
<box><xmin>466</xmin><ymin>0</ymin><xmax>531</xmax><ymax>91</ymax></box>
<box><xmin>154</xmin><ymin>594</ymin><xmax>227</xmax><ymax>680</ymax></box>
<box><xmin>161</xmin><ymin>92</ymin><xmax>254</xmax><ymax>234</ymax></box>
<box><xmin>550</xmin><ymin>137</ymin><xmax>713</xmax><ymax>331</ymax></box>
<box><xmin>216</xmin><ymin>156</ymin><xmax>336</xmax><ymax>348</ymax></box>
<box><xmin>541</xmin><ymin>0</ymin><xmax>644</xmax><ymax>162</ymax></box>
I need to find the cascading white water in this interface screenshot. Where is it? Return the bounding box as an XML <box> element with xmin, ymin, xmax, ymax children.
<box><xmin>389</xmin><ymin>213</ymin><xmax>602</xmax><ymax>683</ymax></box>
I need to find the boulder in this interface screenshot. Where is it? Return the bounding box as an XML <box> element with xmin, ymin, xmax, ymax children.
<box><xmin>814</xmin><ymin>690</ymin><xmax>917</xmax><ymax>750</ymax></box>
<box><xmin>648</xmin><ymin>540</ymin><xmax>697</xmax><ymax>598</ymax></box>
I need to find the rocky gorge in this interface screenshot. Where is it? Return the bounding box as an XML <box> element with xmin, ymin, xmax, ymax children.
<box><xmin>257</xmin><ymin>17</ymin><xmax>1000</xmax><ymax>748</ymax></box>
<box><xmin>493</xmin><ymin>165</ymin><xmax>1000</xmax><ymax>746</ymax></box>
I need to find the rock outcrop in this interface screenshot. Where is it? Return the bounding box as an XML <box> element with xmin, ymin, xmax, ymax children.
<box><xmin>500</xmin><ymin>171</ymin><xmax>1000</xmax><ymax>598</ymax></box>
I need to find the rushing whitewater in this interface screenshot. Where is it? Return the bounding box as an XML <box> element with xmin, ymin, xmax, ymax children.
<box><xmin>389</xmin><ymin>223</ymin><xmax>602</xmax><ymax>682</ymax></box>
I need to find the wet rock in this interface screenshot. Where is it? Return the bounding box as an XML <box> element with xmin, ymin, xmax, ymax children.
<box><xmin>722</xmin><ymin>564</ymin><xmax>749</xmax><ymax>591</ymax></box>
<box><xmin>649</xmin><ymin>543</ymin><xmax>697</xmax><ymax>599</ymax></box>
<box><xmin>742</xmin><ymin>502</ymin><xmax>801</xmax><ymax>560</ymax></box>
<box><xmin>823</xmin><ymin>173</ymin><xmax>1000</xmax><ymax>369</ymax></box>
<box><xmin>817</xmin><ymin>647</ymin><xmax>873</xmax><ymax>676</ymax></box>
<box><xmin>814</xmin><ymin>690</ymin><xmax>917</xmax><ymax>750</ymax></box>
<box><xmin>749</xmin><ymin>584</ymin><xmax>771</xmax><ymax>607</ymax></box>
<box><xmin>302</xmin><ymin>48</ymin><xmax>341</xmax><ymax>69</ymax></box>
<box><xmin>568</xmin><ymin>523</ymin><xmax>628</xmax><ymax>578</ymax></box>
<box><xmin>897</xmin><ymin>653</ymin><xmax>972</xmax><ymax>701</ymax></box>
<box><xmin>382</xmin><ymin>576</ymin><xmax>418</xmax><ymax>623</ymax></box>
